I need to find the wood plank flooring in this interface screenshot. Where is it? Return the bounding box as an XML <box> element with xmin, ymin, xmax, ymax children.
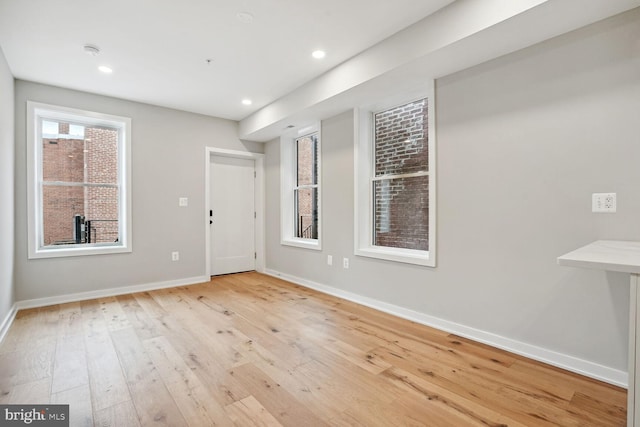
<box><xmin>0</xmin><ymin>272</ymin><xmax>626</xmax><ymax>426</ymax></box>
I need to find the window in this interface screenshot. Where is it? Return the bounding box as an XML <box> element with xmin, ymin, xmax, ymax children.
<box><xmin>27</xmin><ymin>102</ymin><xmax>132</xmax><ymax>258</ymax></box>
<box><xmin>281</xmin><ymin>124</ymin><xmax>321</xmax><ymax>250</ymax></box>
<box><xmin>355</xmin><ymin>84</ymin><xmax>436</xmax><ymax>266</ymax></box>
<box><xmin>294</xmin><ymin>134</ymin><xmax>319</xmax><ymax>239</ymax></box>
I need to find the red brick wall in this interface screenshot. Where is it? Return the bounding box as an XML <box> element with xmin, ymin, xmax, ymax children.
<box><xmin>295</xmin><ymin>135</ymin><xmax>318</xmax><ymax>239</ymax></box>
<box><xmin>373</xmin><ymin>98</ymin><xmax>429</xmax><ymax>251</ymax></box>
<box><xmin>85</xmin><ymin>127</ymin><xmax>119</xmax><ymax>243</ymax></box>
<box><xmin>41</xmin><ymin>123</ymin><xmax>119</xmax><ymax>245</ymax></box>
<box><xmin>42</xmin><ymin>132</ymin><xmax>85</xmax><ymax>245</ymax></box>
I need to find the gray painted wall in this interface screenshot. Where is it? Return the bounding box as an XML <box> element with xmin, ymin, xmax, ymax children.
<box><xmin>14</xmin><ymin>81</ymin><xmax>263</xmax><ymax>301</ymax></box>
<box><xmin>0</xmin><ymin>47</ymin><xmax>15</xmax><ymax>323</ymax></box>
<box><xmin>265</xmin><ymin>10</ymin><xmax>640</xmax><ymax>373</ymax></box>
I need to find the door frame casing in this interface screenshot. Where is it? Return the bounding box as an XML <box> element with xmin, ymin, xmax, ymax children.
<box><xmin>205</xmin><ymin>147</ymin><xmax>265</xmax><ymax>277</ymax></box>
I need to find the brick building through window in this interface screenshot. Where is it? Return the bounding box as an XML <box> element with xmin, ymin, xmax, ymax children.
<box><xmin>42</xmin><ymin>120</ymin><xmax>119</xmax><ymax>246</ymax></box>
<box><xmin>295</xmin><ymin>134</ymin><xmax>318</xmax><ymax>240</ymax></box>
<box><xmin>373</xmin><ymin>98</ymin><xmax>429</xmax><ymax>251</ymax></box>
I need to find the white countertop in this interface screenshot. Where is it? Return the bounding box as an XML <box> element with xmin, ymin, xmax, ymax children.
<box><xmin>558</xmin><ymin>240</ymin><xmax>640</xmax><ymax>274</ymax></box>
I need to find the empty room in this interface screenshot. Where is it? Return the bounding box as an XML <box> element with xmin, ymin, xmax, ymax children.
<box><xmin>1</xmin><ymin>0</ymin><xmax>639</xmax><ymax>425</ymax></box>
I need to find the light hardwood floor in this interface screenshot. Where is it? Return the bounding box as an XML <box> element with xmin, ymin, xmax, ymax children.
<box><xmin>0</xmin><ymin>272</ymin><xmax>626</xmax><ymax>426</ymax></box>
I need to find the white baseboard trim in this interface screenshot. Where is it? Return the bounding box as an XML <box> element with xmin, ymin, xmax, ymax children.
<box><xmin>264</xmin><ymin>268</ymin><xmax>627</xmax><ymax>388</ymax></box>
<box><xmin>16</xmin><ymin>275</ymin><xmax>210</xmax><ymax>310</ymax></box>
<box><xmin>0</xmin><ymin>303</ymin><xmax>18</xmax><ymax>345</ymax></box>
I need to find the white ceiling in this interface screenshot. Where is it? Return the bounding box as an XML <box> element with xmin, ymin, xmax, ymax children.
<box><xmin>239</xmin><ymin>0</ymin><xmax>640</xmax><ymax>141</ymax></box>
<box><xmin>1</xmin><ymin>0</ymin><xmax>638</xmax><ymax>142</ymax></box>
<box><xmin>0</xmin><ymin>0</ymin><xmax>454</xmax><ymax>121</ymax></box>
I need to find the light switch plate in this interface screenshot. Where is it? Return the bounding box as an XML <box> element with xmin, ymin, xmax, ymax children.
<box><xmin>179</xmin><ymin>197</ymin><xmax>188</xmax><ymax>207</ymax></box>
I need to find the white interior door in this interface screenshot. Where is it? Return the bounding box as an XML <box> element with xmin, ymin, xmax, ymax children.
<box><xmin>210</xmin><ymin>155</ymin><xmax>255</xmax><ymax>275</ymax></box>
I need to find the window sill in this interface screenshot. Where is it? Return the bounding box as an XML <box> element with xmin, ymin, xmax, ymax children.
<box><xmin>29</xmin><ymin>244</ymin><xmax>131</xmax><ymax>259</ymax></box>
<box><xmin>355</xmin><ymin>246</ymin><xmax>435</xmax><ymax>267</ymax></box>
<box><xmin>281</xmin><ymin>238</ymin><xmax>322</xmax><ymax>251</ymax></box>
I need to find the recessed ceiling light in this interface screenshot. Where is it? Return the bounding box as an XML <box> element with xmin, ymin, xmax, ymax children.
<box><xmin>312</xmin><ymin>50</ymin><xmax>326</xmax><ymax>59</ymax></box>
<box><xmin>241</xmin><ymin>99</ymin><xmax>253</xmax><ymax>106</ymax></box>
<box><xmin>236</xmin><ymin>12</ymin><xmax>254</xmax><ymax>24</ymax></box>
<box><xmin>98</xmin><ymin>65</ymin><xmax>113</xmax><ymax>74</ymax></box>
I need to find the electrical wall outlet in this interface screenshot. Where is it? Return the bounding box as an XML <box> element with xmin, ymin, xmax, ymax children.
<box><xmin>343</xmin><ymin>257</ymin><xmax>349</xmax><ymax>269</ymax></box>
<box><xmin>171</xmin><ymin>251</ymin><xmax>180</xmax><ymax>261</ymax></box>
<box><xmin>592</xmin><ymin>193</ymin><xmax>616</xmax><ymax>213</ymax></box>
<box><xmin>327</xmin><ymin>255</ymin><xmax>333</xmax><ymax>266</ymax></box>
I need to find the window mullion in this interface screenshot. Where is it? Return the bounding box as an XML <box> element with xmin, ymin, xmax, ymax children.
<box><xmin>294</xmin><ymin>184</ymin><xmax>318</xmax><ymax>190</ymax></box>
<box><xmin>42</xmin><ymin>181</ymin><xmax>119</xmax><ymax>188</ymax></box>
<box><xmin>372</xmin><ymin>171</ymin><xmax>428</xmax><ymax>182</ymax></box>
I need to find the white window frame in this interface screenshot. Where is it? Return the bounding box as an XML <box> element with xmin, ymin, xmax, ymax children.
<box><xmin>27</xmin><ymin>101</ymin><xmax>132</xmax><ymax>259</ymax></box>
<box><xmin>354</xmin><ymin>83</ymin><xmax>436</xmax><ymax>267</ymax></box>
<box><xmin>280</xmin><ymin>123</ymin><xmax>322</xmax><ymax>250</ymax></box>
